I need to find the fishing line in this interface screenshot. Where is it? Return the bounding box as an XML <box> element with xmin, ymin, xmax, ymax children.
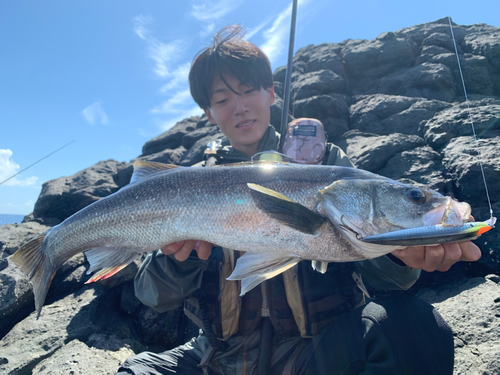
<box><xmin>0</xmin><ymin>140</ymin><xmax>75</xmax><ymax>186</ymax></box>
<box><xmin>448</xmin><ymin>17</ymin><xmax>494</xmax><ymax>219</ymax></box>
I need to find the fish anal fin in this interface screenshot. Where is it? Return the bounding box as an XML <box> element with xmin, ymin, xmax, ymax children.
<box><xmin>84</xmin><ymin>247</ymin><xmax>140</xmax><ymax>283</ymax></box>
<box><xmin>130</xmin><ymin>161</ymin><xmax>182</xmax><ymax>184</ymax></box>
<box><xmin>247</xmin><ymin>183</ymin><xmax>327</xmax><ymax>235</ymax></box>
<box><xmin>85</xmin><ymin>264</ymin><xmax>129</xmax><ymax>284</ymax></box>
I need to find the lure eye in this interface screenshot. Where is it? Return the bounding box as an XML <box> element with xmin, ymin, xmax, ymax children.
<box><xmin>405</xmin><ymin>188</ymin><xmax>427</xmax><ymax>204</ymax></box>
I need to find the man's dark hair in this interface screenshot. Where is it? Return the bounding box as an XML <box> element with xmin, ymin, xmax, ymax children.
<box><xmin>189</xmin><ymin>25</ymin><xmax>273</xmax><ymax>109</ymax></box>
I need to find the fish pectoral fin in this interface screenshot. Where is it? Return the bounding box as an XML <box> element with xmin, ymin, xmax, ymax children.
<box><xmin>84</xmin><ymin>247</ymin><xmax>140</xmax><ymax>283</ymax></box>
<box><xmin>247</xmin><ymin>183</ymin><xmax>327</xmax><ymax>235</ymax></box>
<box><xmin>240</xmin><ymin>275</ymin><xmax>267</xmax><ymax>296</ymax></box>
<box><xmin>227</xmin><ymin>252</ymin><xmax>301</xmax><ymax>295</ymax></box>
<box><xmin>130</xmin><ymin>161</ymin><xmax>183</xmax><ymax>184</ymax></box>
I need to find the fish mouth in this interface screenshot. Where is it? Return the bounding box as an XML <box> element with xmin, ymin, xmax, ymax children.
<box><xmin>422</xmin><ymin>197</ymin><xmax>471</xmax><ymax>227</ymax></box>
<box><xmin>321</xmin><ymin>196</ymin><xmax>471</xmax><ymax>240</ymax></box>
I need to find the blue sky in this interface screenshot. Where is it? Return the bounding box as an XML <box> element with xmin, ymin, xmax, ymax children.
<box><xmin>1</xmin><ymin>0</ymin><xmax>498</xmax><ymax>215</ymax></box>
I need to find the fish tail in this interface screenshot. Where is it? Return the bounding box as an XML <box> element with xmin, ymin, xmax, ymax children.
<box><xmin>12</xmin><ymin>230</ymin><xmax>57</xmax><ymax>319</ymax></box>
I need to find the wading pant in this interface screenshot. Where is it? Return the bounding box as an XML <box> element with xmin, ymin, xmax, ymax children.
<box><xmin>116</xmin><ymin>294</ymin><xmax>454</xmax><ymax>375</ymax></box>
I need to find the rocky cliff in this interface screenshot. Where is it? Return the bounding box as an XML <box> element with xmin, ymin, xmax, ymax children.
<box><xmin>1</xmin><ymin>18</ymin><xmax>499</xmax><ymax>374</ymax></box>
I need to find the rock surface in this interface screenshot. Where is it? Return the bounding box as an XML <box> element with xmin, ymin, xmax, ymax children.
<box><xmin>418</xmin><ymin>275</ymin><xmax>500</xmax><ymax>375</ymax></box>
<box><xmin>1</xmin><ymin>18</ymin><xmax>499</xmax><ymax>374</ymax></box>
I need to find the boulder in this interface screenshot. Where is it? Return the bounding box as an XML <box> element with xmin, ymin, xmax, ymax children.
<box><xmin>33</xmin><ymin>159</ymin><xmax>130</xmax><ymax>225</ymax></box>
<box><xmin>421</xmin><ymin>98</ymin><xmax>500</xmax><ymax>149</ymax></box>
<box><xmin>417</xmin><ymin>275</ymin><xmax>500</xmax><ymax>375</ymax></box>
<box><xmin>337</xmin><ymin>131</ymin><xmax>425</xmax><ymax>172</ymax></box>
<box><xmin>141</xmin><ymin>116</ymin><xmax>200</xmax><ymax>156</ymax></box>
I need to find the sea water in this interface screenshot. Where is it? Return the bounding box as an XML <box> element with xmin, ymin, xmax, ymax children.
<box><xmin>0</xmin><ymin>214</ymin><xmax>26</xmax><ymax>225</ymax></box>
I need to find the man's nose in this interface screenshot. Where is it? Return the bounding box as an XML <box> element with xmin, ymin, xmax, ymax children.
<box><xmin>233</xmin><ymin>95</ymin><xmax>249</xmax><ymax>115</ymax></box>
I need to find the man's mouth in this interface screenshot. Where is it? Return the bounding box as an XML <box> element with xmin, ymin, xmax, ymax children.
<box><xmin>236</xmin><ymin>120</ymin><xmax>256</xmax><ymax>129</ymax></box>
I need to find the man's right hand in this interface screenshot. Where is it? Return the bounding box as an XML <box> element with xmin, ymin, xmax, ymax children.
<box><xmin>161</xmin><ymin>240</ymin><xmax>213</xmax><ymax>261</ymax></box>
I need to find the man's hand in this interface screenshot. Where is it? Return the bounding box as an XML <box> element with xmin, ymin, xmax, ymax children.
<box><xmin>161</xmin><ymin>240</ymin><xmax>213</xmax><ymax>261</ymax></box>
<box><xmin>391</xmin><ymin>241</ymin><xmax>481</xmax><ymax>272</ymax></box>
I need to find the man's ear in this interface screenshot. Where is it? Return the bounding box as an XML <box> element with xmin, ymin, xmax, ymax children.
<box><xmin>204</xmin><ymin>108</ymin><xmax>217</xmax><ymax>124</ymax></box>
<box><xmin>267</xmin><ymin>85</ymin><xmax>276</xmax><ymax>106</ymax></box>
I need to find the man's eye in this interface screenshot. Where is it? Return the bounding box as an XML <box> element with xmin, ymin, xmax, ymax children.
<box><xmin>216</xmin><ymin>99</ymin><xmax>227</xmax><ymax>104</ymax></box>
<box><xmin>245</xmin><ymin>88</ymin><xmax>256</xmax><ymax>94</ymax></box>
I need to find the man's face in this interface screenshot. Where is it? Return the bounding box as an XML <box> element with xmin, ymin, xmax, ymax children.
<box><xmin>204</xmin><ymin>74</ymin><xmax>275</xmax><ymax>157</ymax></box>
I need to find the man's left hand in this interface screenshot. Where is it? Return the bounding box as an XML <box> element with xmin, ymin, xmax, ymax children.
<box><xmin>391</xmin><ymin>241</ymin><xmax>481</xmax><ymax>272</ymax></box>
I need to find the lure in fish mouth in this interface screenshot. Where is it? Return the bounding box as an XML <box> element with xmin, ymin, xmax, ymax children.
<box><xmin>318</xmin><ymin>179</ymin><xmax>472</xmax><ymax>240</ymax></box>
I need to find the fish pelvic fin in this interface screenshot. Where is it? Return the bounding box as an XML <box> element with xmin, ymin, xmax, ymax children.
<box><xmin>84</xmin><ymin>247</ymin><xmax>140</xmax><ymax>283</ymax></box>
<box><xmin>130</xmin><ymin>160</ymin><xmax>182</xmax><ymax>184</ymax></box>
<box><xmin>227</xmin><ymin>252</ymin><xmax>301</xmax><ymax>296</ymax></box>
<box><xmin>311</xmin><ymin>260</ymin><xmax>329</xmax><ymax>274</ymax></box>
<box><xmin>12</xmin><ymin>229</ymin><xmax>57</xmax><ymax>319</ymax></box>
<box><xmin>247</xmin><ymin>183</ymin><xmax>327</xmax><ymax>235</ymax></box>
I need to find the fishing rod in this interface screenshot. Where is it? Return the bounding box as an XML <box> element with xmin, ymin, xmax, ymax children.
<box><xmin>0</xmin><ymin>140</ymin><xmax>75</xmax><ymax>186</ymax></box>
<box><xmin>278</xmin><ymin>0</ymin><xmax>299</xmax><ymax>152</ymax></box>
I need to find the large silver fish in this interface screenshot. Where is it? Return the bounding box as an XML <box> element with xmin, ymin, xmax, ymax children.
<box><xmin>13</xmin><ymin>161</ymin><xmax>472</xmax><ymax>318</ymax></box>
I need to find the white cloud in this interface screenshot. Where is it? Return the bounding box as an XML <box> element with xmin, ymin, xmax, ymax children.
<box><xmin>152</xmin><ymin>89</ymin><xmax>194</xmax><ymax>114</ymax></box>
<box><xmin>133</xmin><ymin>15</ymin><xmax>184</xmax><ymax>79</ymax></box>
<box><xmin>159</xmin><ymin>62</ymin><xmax>191</xmax><ymax>93</ymax></box>
<box><xmin>191</xmin><ymin>0</ymin><xmax>244</xmax><ymax>21</ymax></box>
<box><xmin>200</xmin><ymin>22</ymin><xmax>216</xmax><ymax>38</ymax></box>
<box><xmin>245</xmin><ymin>18</ymin><xmax>273</xmax><ymax>40</ymax></box>
<box><xmin>0</xmin><ymin>149</ymin><xmax>38</xmax><ymax>187</ymax></box>
<box><xmin>82</xmin><ymin>102</ymin><xmax>108</xmax><ymax>125</ymax></box>
<box><xmin>259</xmin><ymin>0</ymin><xmax>312</xmax><ymax>64</ymax></box>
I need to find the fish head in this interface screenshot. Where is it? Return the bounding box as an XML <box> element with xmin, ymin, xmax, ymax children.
<box><xmin>319</xmin><ymin>179</ymin><xmax>471</xmax><ymax>237</ymax></box>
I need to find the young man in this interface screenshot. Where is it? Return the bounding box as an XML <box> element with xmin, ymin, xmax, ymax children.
<box><xmin>118</xmin><ymin>26</ymin><xmax>481</xmax><ymax>375</ymax></box>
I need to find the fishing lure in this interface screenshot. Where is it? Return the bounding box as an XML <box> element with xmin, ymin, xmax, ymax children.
<box><xmin>360</xmin><ymin>217</ymin><xmax>496</xmax><ymax>246</ymax></box>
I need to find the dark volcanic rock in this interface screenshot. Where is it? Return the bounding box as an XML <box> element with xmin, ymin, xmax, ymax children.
<box><xmin>375</xmin><ymin>62</ymin><xmax>455</xmax><ymax>102</ymax></box>
<box><xmin>291</xmin><ymin>69</ymin><xmax>346</xmax><ymax>100</ymax></box>
<box><xmin>294</xmin><ymin>94</ymin><xmax>350</xmax><ymax>140</ymax></box>
<box><xmin>421</xmin><ymin>98</ymin><xmax>500</xmax><ymax>149</ymax></box>
<box><xmin>417</xmin><ymin>275</ymin><xmax>500</xmax><ymax>375</ymax></box>
<box><xmin>33</xmin><ymin>159</ymin><xmax>130</xmax><ymax>224</ymax></box>
<box><xmin>377</xmin><ymin>146</ymin><xmax>453</xmax><ymax>194</ymax></box>
<box><xmin>141</xmin><ymin>116</ymin><xmax>200</xmax><ymax>156</ymax></box>
<box><xmin>341</xmin><ymin>32</ymin><xmax>418</xmax><ymax>94</ymax></box>
<box><xmin>337</xmin><ymin>131</ymin><xmax>425</xmax><ymax>172</ymax></box>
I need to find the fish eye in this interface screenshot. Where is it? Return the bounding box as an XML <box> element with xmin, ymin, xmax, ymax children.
<box><xmin>405</xmin><ymin>188</ymin><xmax>427</xmax><ymax>204</ymax></box>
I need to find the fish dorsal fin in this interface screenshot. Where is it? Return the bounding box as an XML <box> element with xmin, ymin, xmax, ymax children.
<box><xmin>131</xmin><ymin>161</ymin><xmax>182</xmax><ymax>184</ymax></box>
<box><xmin>247</xmin><ymin>183</ymin><xmax>327</xmax><ymax>235</ymax></box>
